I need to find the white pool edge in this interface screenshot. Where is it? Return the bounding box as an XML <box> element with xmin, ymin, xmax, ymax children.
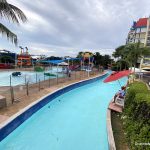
<box><xmin>107</xmin><ymin>107</ymin><xmax>116</xmax><ymax>150</ymax></box>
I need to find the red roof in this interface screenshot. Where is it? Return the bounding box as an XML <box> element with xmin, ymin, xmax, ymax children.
<box><xmin>135</xmin><ymin>18</ymin><xmax>148</xmax><ymax>28</ymax></box>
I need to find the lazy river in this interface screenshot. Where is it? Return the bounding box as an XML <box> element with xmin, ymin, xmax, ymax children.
<box><xmin>0</xmin><ymin>75</ymin><xmax>127</xmax><ymax>150</ymax></box>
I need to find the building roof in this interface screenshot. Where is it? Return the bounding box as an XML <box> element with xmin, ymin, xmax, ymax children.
<box><xmin>135</xmin><ymin>18</ymin><xmax>148</xmax><ymax>28</ymax></box>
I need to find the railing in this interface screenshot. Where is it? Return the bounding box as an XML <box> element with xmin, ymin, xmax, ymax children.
<box><xmin>0</xmin><ymin>69</ymin><xmax>103</xmax><ymax>107</ymax></box>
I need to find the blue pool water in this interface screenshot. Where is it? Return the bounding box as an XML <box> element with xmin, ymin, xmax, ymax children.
<box><xmin>0</xmin><ymin>76</ymin><xmax>127</xmax><ymax>150</ymax></box>
<box><xmin>0</xmin><ymin>67</ymin><xmax>63</xmax><ymax>86</ymax></box>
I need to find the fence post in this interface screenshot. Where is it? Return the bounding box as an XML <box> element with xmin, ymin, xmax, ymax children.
<box><xmin>36</xmin><ymin>73</ymin><xmax>38</xmax><ymax>83</ymax></box>
<box><xmin>39</xmin><ymin>79</ymin><xmax>40</xmax><ymax>91</ymax></box>
<box><xmin>82</xmin><ymin>71</ymin><xmax>84</xmax><ymax>79</ymax></box>
<box><xmin>26</xmin><ymin>82</ymin><xmax>29</xmax><ymax>96</ymax></box>
<box><xmin>10</xmin><ymin>75</ymin><xmax>12</xmax><ymax>87</ymax></box>
<box><xmin>87</xmin><ymin>70</ymin><xmax>89</xmax><ymax>78</ymax></box>
<box><xmin>49</xmin><ymin>76</ymin><xmax>50</xmax><ymax>87</ymax></box>
<box><xmin>80</xmin><ymin>71</ymin><xmax>81</xmax><ymax>80</ymax></box>
<box><xmin>10</xmin><ymin>86</ymin><xmax>14</xmax><ymax>104</ymax></box>
<box><xmin>57</xmin><ymin>75</ymin><xmax>58</xmax><ymax>84</ymax></box>
<box><xmin>75</xmin><ymin>71</ymin><xmax>76</xmax><ymax>80</ymax></box>
<box><xmin>25</xmin><ymin>75</ymin><xmax>26</xmax><ymax>85</ymax></box>
<box><xmin>44</xmin><ymin>72</ymin><xmax>45</xmax><ymax>81</ymax></box>
<box><xmin>10</xmin><ymin>75</ymin><xmax>14</xmax><ymax>104</ymax></box>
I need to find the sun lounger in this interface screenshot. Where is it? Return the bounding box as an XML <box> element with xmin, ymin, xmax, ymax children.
<box><xmin>115</xmin><ymin>96</ymin><xmax>125</xmax><ymax>108</ymax></box>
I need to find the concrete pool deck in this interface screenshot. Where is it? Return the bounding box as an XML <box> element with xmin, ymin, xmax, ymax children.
<box><xmin>0</xmin><ymin>71</ymin><xmax>105</xmax><ymax>124</ymax></box>
<box><xmin>108</xmin><ymin>102</ymin><xmax>123</xmax><ymax>113</ymax></box>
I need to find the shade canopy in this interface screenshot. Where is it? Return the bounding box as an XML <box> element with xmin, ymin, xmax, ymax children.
<box><xmin>104</xmin><ymin>70</ymin><xmax>132</xmax><ymax>83</ymax></box>
<box><xmin>38</xmin><ymin>58</ymin><xmax>81</xmax><ymax>64</ymax></box>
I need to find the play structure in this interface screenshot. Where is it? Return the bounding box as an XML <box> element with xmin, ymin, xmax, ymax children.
<box><xmin>80</xmin><ymin>52</ymin><xmax>94</xmax><ymax>71</ymax></box>
<box><xmin>17</xmin><ymin>47</ymin><xmax>32</xmax><ymax>67</ymax></box>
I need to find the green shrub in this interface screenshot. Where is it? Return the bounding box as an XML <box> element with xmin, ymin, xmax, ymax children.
<box><xmin>34</xmin><ymin>66</ymin><xmax>44</xmax><ymax>72</ymax></box>
<box><xmin>135</xmin><ymin>93</ymin><xmax>150</xmax><ymax>104</ymax></box>
<box><xmin>122</xmin><ymin>82</ymin><xmax>150</xmax><ymax>150</ymax></box>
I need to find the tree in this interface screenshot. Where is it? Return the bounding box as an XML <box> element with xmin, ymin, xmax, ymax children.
<box><xmin>0</xmin><ymin>0</ymin><xmax>27</xmax><ymax>45</ymax></box>
<box><xmin>102</xmin><ymin>55</ymin><xmax>112</xmax><ymax>68</ymax></box>
<box><xmin>0</xmin><ymin>55</ymin><xmax>14</xmax><ymax>63</ymax></box>
<box><xmin>113</xmin><ymin>42</ymin><xmax>150</xmax><ymax>71</ymax></box>
<box><xmin>93</xmin><ymin>52</ymin><xmax>103</xmax><ymax>66</ymax></box>
<box><xmin>125</xmin><ymin>42</ymin><xmax>150</xmax><ymax>72</ymax></box>
<box><xmin>77</xmin><ymin>52</ymin><xmax>84</xmax><ymax>58</ymax></box>
<box><xmin>112</xmin><ymin>45</ymin><xmax>128</xmax><ymax>70</ymax></box>
<box><xmin>46</xmin><ymin>56</ymin><xmax>62</xmax><ymax>60</ymax></box>
<box><xmin>112</xmin><ymin>45</ymin><xmax>125</xmax><ymax>59</ymax></box>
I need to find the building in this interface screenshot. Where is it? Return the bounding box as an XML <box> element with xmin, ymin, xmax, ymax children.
<box><xmin>127</xmin><ymin>17</ymin><xmax>150</xmax><ymax>71</ymax></box>
<box><xmin>126</xmin><ymin>17</ymin><xmax>150</xmax><ymax>47</ymax></box>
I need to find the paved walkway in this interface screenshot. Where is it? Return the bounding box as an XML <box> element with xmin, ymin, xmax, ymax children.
<box><xmin>108</xmin><ymin>102</ymin><xmax>123</xmax><ymax>113</ymax></box>
<box><xmin>0</xmin><ymin>115</ymin><xmax>9</xmax><ymax>125</ymax></box>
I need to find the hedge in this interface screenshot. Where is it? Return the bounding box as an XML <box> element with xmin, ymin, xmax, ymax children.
<box><xmin>122</xmin><ymin>82</ymin><xmax>150</xmax><ymax>150</ymax></box>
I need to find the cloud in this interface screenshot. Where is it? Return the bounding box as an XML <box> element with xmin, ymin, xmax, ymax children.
<box><xmin>1</xmin><ymin>0</ymin><xmax>150</xmax><ymax>56</ymax></box>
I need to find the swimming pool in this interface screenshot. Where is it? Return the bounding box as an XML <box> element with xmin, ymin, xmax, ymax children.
<box><xmin>0</xmin><ymin>74</ymin><xmax>127</xmax><ymax>150</ymax></box>
<box><xmin>0</xmin><ymin>67</ymin><xmax>64</xmax><ymax>86</ymax></box>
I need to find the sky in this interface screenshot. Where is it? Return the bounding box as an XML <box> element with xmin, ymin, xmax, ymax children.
<box><xmin>0</xmin><ymin>0</ymin><xmax>150</xmax><ymax>57</ymax></box>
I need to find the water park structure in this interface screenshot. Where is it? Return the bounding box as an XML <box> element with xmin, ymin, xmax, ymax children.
<box><xmin>17</xmin><ymin>47</ymin><xmax>32</xmax><ymax>67</ymax></box>
<box><xmin>80</xmin><ymin>52</ymin><xmax>94</xmax><ymax>71</ymax></box>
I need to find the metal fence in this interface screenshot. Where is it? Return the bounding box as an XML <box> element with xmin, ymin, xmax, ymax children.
<box><xmin>135</xmin><ymin>73</ymin><xmax>150</xmax><ymax>86</ymax></box>
<box><xmin>141</xmin><ymin>73</ymin><xmax>150</xmax><ymax>85</ymax></box>
<box><xmin>0</xmin><ymin>69</ymin><xmax>103</xmax><ymax>107</ymax></box>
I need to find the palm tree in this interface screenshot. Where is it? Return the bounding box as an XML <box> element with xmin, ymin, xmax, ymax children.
<box><xmin>125</xmin><ymin>42</ymin><xmax>150</xmax><ymax>72</ymax></box>
<box><xmin>0</xmin><ymin>0</ymin><xmax>27</xmax><ymax>45</ymax></box>
<box><xmin>113</xmin><ymin>42</ymin><xmax>150</xmax><ymax>71</ymax></box>
<box><xmin>113</xmin><ymin>45</ymin><xmax>127</xmax><ymax>70</ymax></box>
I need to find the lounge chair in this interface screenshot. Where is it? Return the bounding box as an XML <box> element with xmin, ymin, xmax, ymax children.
<box><xmin>115</xmin><ymin>95</ymin><xmax>125</xmax><ymax>108</ymax></box>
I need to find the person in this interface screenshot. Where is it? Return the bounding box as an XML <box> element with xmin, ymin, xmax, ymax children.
<box><xmin>99</xmin><ymin>65</ymin><xmax>104</xmax><ymax>72</ymax></box>
<box><xmin>113</xmin><ymin>86</ymin><xmax>126</xmax><ymax>103</ymax></box>
<box><xmin>66</xmin><ymin>66</ymin><xmax>71</xmax><ymax>77</ymax></box>
<box><xmin>68</xmin><ymin>69</ymin><xmax>71</xmax><ymax>77</ymax></box>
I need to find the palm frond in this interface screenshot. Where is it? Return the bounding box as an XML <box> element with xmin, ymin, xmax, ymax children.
<box><xmin>9</xmin><ymin>4</ymin><xmax>27</xmax><ymax>23</ymax></box>
<box><xmin>0</xmin><ymin>23</ymin><xmax>17</xmax><ymax>45</ymax></box>
<box><xmin>0</xmin><ymin>0</ymin><xmax>27</xmax><ymax>24</ymax></box>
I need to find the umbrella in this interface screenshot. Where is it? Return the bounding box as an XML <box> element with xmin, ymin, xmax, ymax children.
<box><xmin>104</xmin><ymin>70</ymin><xmax>132</xmax><ymax>86</ymax></box>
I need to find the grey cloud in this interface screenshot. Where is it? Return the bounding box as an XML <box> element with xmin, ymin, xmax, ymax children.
<box><xmin>1</xmin><ymin>0</ymin><xmax>150</xmax><ymax>56</ymax></box>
